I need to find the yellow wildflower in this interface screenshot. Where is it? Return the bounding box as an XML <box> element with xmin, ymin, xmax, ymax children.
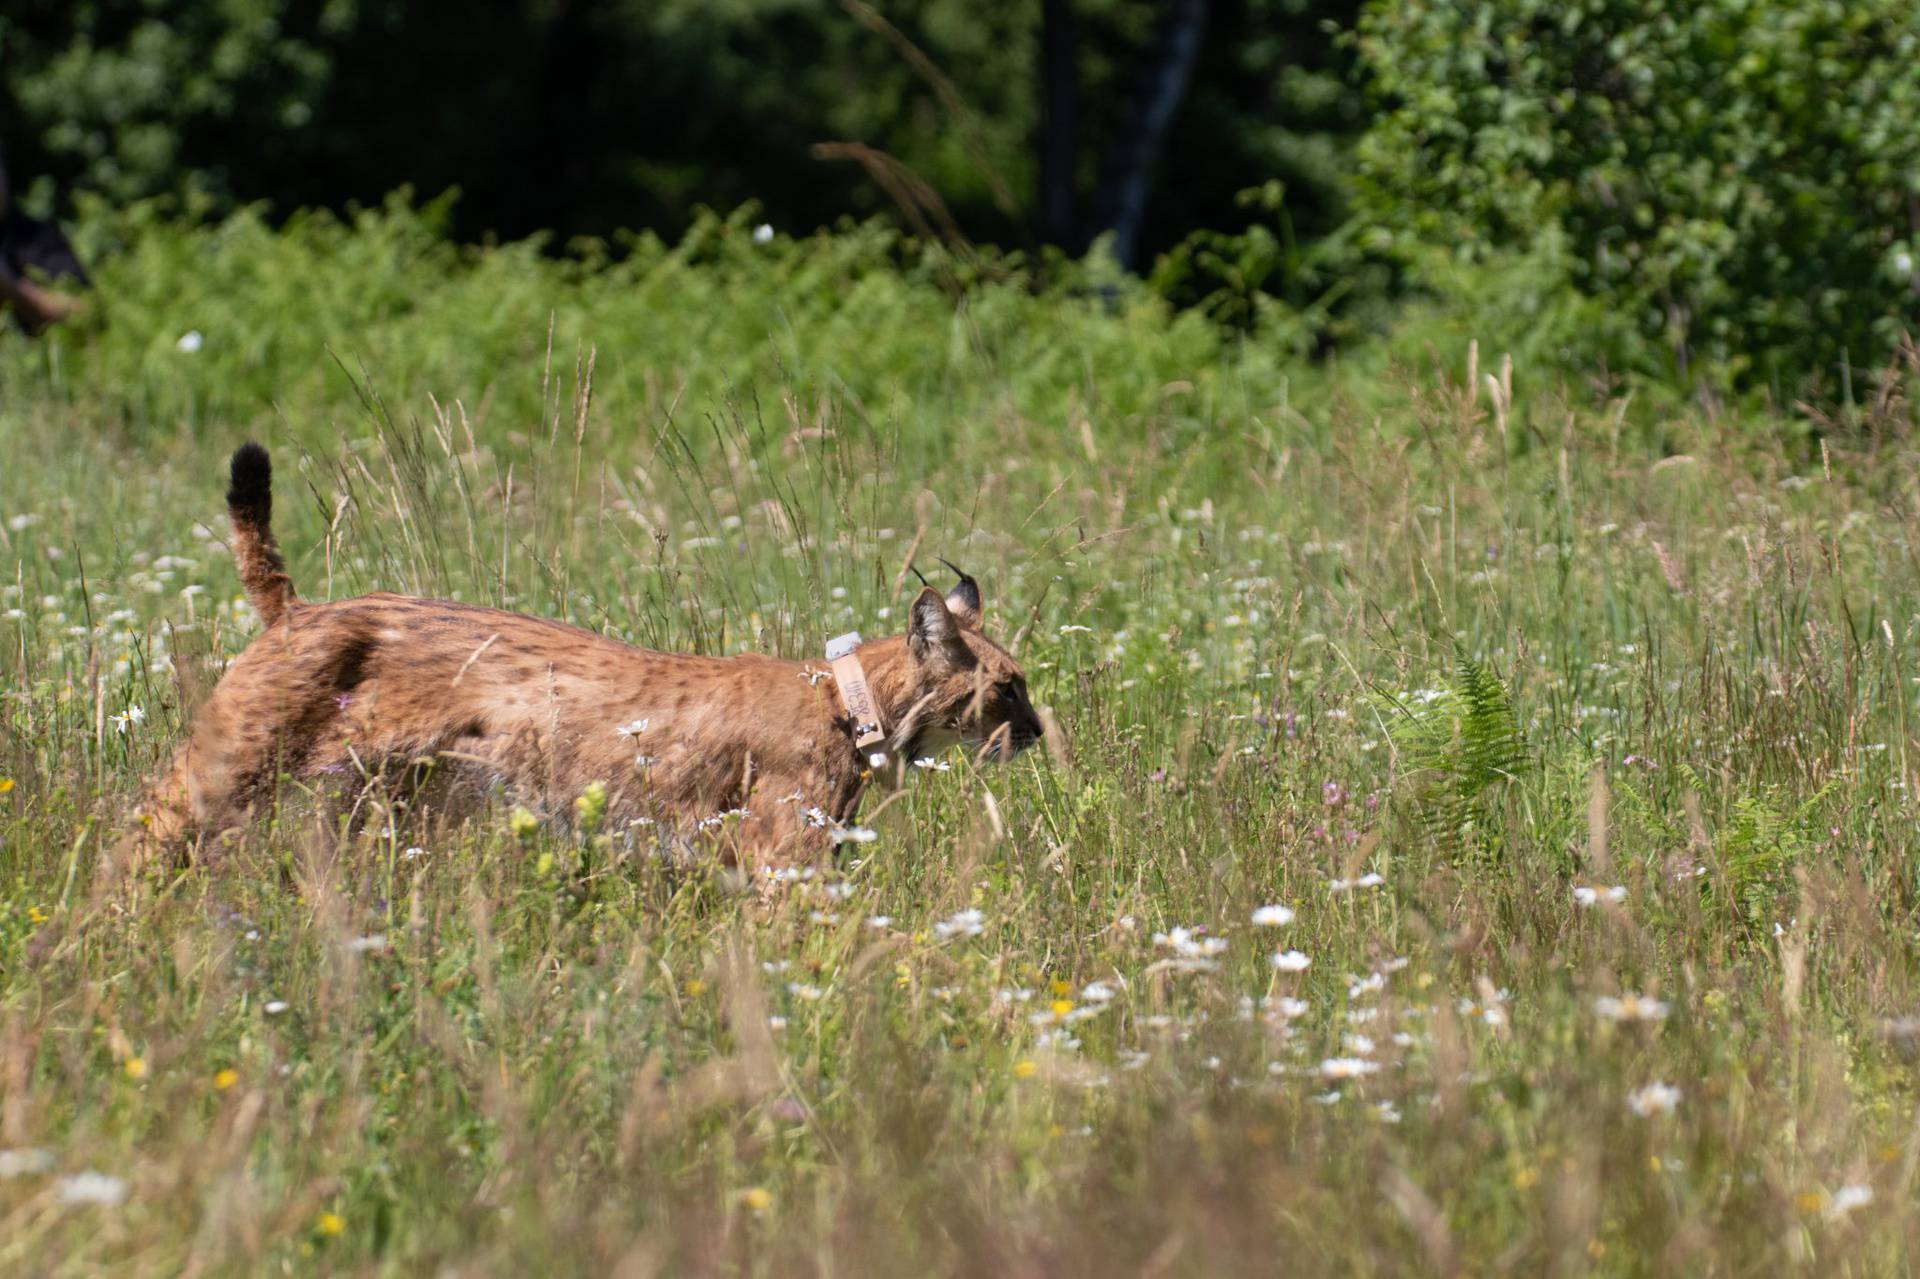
<box><xmin>1013</xmin><ymin>1059</ymin><xmax>1039</xmax><ymax>1080</ymax></box>
<box><xmin>574</xmin><ymin>780</ymin><xmax>608</xmax><ymax>833</ymax></box>
<box><xmin>214</xmin><ymin>1068</ymin><xmax>239</xmax><ymax>1091</ymax></box>
<box><xmin>740</xmin><ymin>1187</ymin><xmax>772</xmax><ymax>1212</ymax></box>
<box><xmin>317</xmin><ymin>1211</ymin><xmax>346</xmax><ymax>1237</ymax></box>
<box><xmin>123</xmin><ymin>1056</ymin><xmax>147</xmax><ymax>1080</ymax></box>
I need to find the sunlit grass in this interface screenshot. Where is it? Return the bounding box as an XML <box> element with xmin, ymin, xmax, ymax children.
<box><xmin>4</xmin><ymin>212</ymin><xmax>1920</xmax><ymax>1273</ymax></box>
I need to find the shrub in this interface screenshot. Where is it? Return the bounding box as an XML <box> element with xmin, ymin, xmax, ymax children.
<box><xmin>1354</xmin><ymin>0</ymin><xmax>1920</xmax><ymax>396</ymax></box>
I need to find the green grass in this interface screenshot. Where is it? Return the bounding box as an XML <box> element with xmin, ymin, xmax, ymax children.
<box><xmin>4</xmin><ymin>205</ymin><xmax>1920</xmax><ymax>1274</ymax></box>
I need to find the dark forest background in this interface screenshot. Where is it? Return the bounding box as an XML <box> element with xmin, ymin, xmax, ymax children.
<box><xmin>2</xmin><ymin>0</ymin><xmax>1361</xmax><ymax>270</ymax></box>
<box><xmin>5</xmin><ymin>0</ymin><xmax>1918</xmax><ymax>396</ymax></box>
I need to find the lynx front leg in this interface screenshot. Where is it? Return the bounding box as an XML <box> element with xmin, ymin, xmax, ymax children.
<box><xmin>118</xmin><ymin>740</ymin><xmax>204</xmax><ymax>879</ymax></box>
<box><xmin>122</xmin><ymin>729</ymin><xmax>275</xmax><ymax>879</ymax></box>
<box><xmin>739</xmin><ymin>793</ymin><xmax>839</xmax><ymax>892</ymax></box>
<box><xmin>127</xmin><ymin>730</ymin><xmax>267</xmax><ymax>871</ymax></box>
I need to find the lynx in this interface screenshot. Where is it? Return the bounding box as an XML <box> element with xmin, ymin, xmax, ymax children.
<box><xmin>135</xmin><ymin>443</ymin><xmax>1043</xmax><ymax>867</ymax></box>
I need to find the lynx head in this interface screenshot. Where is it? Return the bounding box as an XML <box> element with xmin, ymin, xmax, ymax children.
<box><xmin>896</xmin><ymin>563</ymin><xmax>1043</xmax><ymax>761</ymax></box>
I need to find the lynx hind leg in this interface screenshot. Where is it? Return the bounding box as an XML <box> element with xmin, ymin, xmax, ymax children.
<box><xmin>128</xmin><ymin>641</ymin><xmax>357</xmax><ymax>866</ymax></box>
<box><xmin>310</xmin><ymin>748</ymin><xmax>455</xmax><ymax>848</ymax></box>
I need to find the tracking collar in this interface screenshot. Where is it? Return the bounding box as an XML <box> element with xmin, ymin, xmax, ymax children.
<box><xmin>826</xmin><ymin>632</ymin><xmax>888</xmax><ymax>769</ymax></box>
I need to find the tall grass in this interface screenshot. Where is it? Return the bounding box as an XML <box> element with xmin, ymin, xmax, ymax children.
<box><xmin>3</xmin><ymin>206</ymin><xmax>1920</xmax><ymax>1274</ymax></box>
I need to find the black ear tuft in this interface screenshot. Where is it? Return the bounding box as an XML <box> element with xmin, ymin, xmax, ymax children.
<box><xmin>936</xmin><ymin>557</ymin><xmax>982</xmax><ymax>628</ymax></box>
<box><xmin>908</xmin><ymin>587</ymin><xmax>970</xmax><ymax>665</ymax></box>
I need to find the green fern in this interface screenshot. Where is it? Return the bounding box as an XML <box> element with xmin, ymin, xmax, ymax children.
<box><xmin>1673</xmin><ymin>764</ymin><xmax>1829</xmax><ymax>927</ymax></box>
<box><xmin>1379</xmin><ymin>656</ymin><xmax>1529</xmax><ymax>854</ymax></box>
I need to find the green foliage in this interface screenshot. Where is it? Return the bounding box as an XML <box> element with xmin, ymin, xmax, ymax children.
<box><xmin>1716</xmin><ymin>785</ymin><xmax>1818</xmax><ymax>923</ymax></box>
<box><xmin>6</xmin><ymin>218</ymin><xmax>1920</xmax><ymax>1268</ymax></box>
<box><xmin>1672</xmin><ymin>764</ymin><xmax>1832</xmax><ymax>928</ymax></box>
<box><xmin>1381</xmin><ymin>656</ymin><xmax>1530</xmax><ymax>854</ymax></box>
<box><xmin>1145</xmin><ymin>180</ymin><xmax>1397</xmax><ymax>353</ymax></box>
<box><xmin>2</xmin><ymin>0</ymin><xmax>1364</xmax><ymax>266</ymax></box>
<box><xmin>1</xmin><ymin>1</ymin><xmax>337</xmax><ymax>209</ymax></box>
<box><xmin>1355</xmin><ymin>0</ymin><xmax>1920</xmax><ymax>392</ymax></box>
<box><xmin>19</xmin><ymin>196</ymin><xmax>1295</xmax><ymax>454</ymax></box>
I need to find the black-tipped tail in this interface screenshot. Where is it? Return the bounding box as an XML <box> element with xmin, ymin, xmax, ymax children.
<box><xmin>225</xmin><ymin>442</ymin><xmax>295</xmax><ymax>626</ymax></box>
<box><xmin>227</xmin><ymin>441</ymin><xmax>273</xmax><ymax>517</ymax></box>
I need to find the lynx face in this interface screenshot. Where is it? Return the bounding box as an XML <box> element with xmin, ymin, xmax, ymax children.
<box><xmin>896</xmin><ymin>575</ymin><xmax>1044</xmax><ymax>762</ymax></box>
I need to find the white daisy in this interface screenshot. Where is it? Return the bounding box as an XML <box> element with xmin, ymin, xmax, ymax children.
<box><xmin>1349</xmin><ymin>972</ymin><xmax>1387</xmax><ymax>999</ymax></box>
<box><xmin>0</xmin><ymin>1148</ymin><xmax>54</xmax><ymax>1178</ymax></box>
<box><xmin>1626</xmin><ymin>1081</ymin><xmax>1681</xmax><ymax>1115</ymax></box>
<box><xmin>1828</xmin><ymin>1184</ymin><xmax>1874</xmax><ymax>1218</ymax></box>
<box><xmin>1152</xmin><ymin>927</ymin><xmax>1229</xmax><ymax>960</ymax></box>
<box><xmin>57</xmin><ymin>1171</ymin><xmax>129</xmax><ymax>1206</ymax></box>
<box><xmin>1319</xmin><ymin>1056</ymin><xmax>1380</xmax><ymax>1079</ymax></box>
<box><xmin>933</xmin><ymin>908</ymin><xmax>985</xmax><ymax>941</ymax></box>
<box><xmin>1595</xmin><ymin>993</ymin><xmax>1670</xmax><ymax>1023</ymax></box>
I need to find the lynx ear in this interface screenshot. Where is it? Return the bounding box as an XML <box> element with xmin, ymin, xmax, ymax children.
<box><xmin>937</xmin><ymin>557</ymin><xmax>982</xmax><ymax>628</ymax></box>
<box><xmin>908</xmin><ymin>587</ymin><xmax>972</xmax><ymax>666</ymax></box>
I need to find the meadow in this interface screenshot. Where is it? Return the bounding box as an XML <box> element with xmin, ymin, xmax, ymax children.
<box><xmin>4</xmin><ymin>204</ymin><xmax>1920</xmax><ymax>1275</ymax></box>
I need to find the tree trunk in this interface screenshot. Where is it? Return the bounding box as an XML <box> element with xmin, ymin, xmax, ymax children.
<box><xmin>1037</xmin><ymin>0</ymin><xmax>1081</xmax><ymax>250</ymax></box>
<box><xmin>1093</xmin><ymin>0</ymin><xmax>1208</xmax><ymax>270</ymax></box>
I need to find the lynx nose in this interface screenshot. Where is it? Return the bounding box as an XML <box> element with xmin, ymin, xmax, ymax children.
<box><xmin>1012</xmin><ymin>711</ymin><xmax>1044</xmax><ymax>753</ymax></box>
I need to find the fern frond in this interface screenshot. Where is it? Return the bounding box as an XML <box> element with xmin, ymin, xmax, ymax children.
<box><xmin>1378</xmin><ymin>654</ymin><xmax>1530</xmax><ymax>856</ymax></box>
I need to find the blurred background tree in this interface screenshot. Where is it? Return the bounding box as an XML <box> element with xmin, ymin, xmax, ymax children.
<box><xmin>2</xmin><ymin>0</ymin><xmax>1914</xmax><ymax>395</ymax></box>
<box><xmin>1354</xmin><ymin>0</ymin><xmax>1920</xmax><ymax>394</ymax></box>
<box><xmin>0</xmin><ymin>0</ymin><xmax>1362</xmax><ymax>266</ymax></box>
